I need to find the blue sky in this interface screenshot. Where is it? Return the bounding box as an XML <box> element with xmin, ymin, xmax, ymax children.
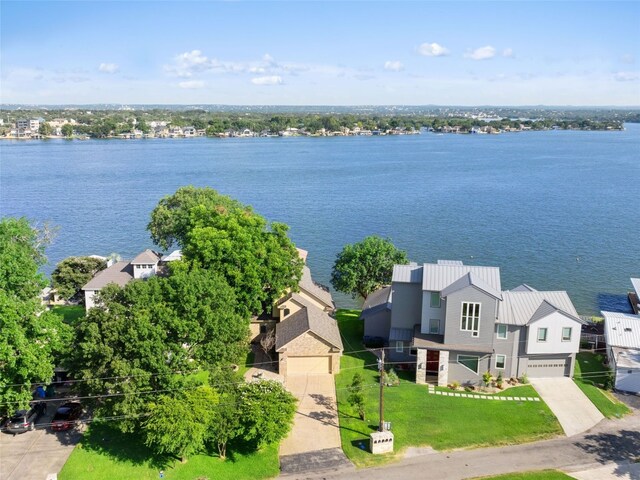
<box><xmin>1</xmin><ymin>1</ymin><xmax>639</xmax><ymax>105</ymax></box>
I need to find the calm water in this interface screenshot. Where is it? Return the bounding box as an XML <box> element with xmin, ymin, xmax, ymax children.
<box><xmin>1</xmin><ymin>126</ymin><xmax>639</xmax><ymax>314</ymax></box>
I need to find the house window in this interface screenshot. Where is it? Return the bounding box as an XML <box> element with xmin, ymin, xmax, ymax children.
<box><xmin>537</xmin><ymin>327</ymin><xmax>548</xmax><ymax>342</ymax></box>
<box><xmin>283</xmin><ymin>308</ymin><xmax>291</xmax><ymax>317</ymax></box>
<box><xmin>259</xmin><ymin>325</ymin><xmax>267</xmax><ymax>334</ymax></box>
<box><xmin>395</xmin><ymin>341</ymin><xmax>403</xmax><ymax>353</ymax></box>
<box><xmin>495</xmin><ymin>354</ymin><xmax>506</xmax><ymax>369</ymax></box>
<box><xmin>457</xmin><ymin>354</ymin><xmax>479</xmax><ymax>374</ymax></box>
<box><xmin>562</xmin><ymin>327</ymin><xmax>572</xmax><ymax>342</ymax></box>
<box><xmin>430</xmin><ymin>292</ymin><xmax>441</xmax><ymax>308</ymax></box>
<box><xmin>410</xmin><ymin>348</ymin><xmax>417</xmax><ymax>356</ymax></box>
<box><xmin>429</xmin><ymin>318</ymin><xmax>440</xmax><ymax>334</ymax></box>
<box><xmin>497</xmin><ymin>324</ymin><xmax>507</xmax><ymax>339</ymax></box>
<box><xmin>460</xmin><ymin>302</ymin><xmax>481</xmax><ymax>337</ymax></box>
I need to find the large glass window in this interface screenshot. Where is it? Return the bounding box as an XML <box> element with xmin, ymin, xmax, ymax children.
<box><xmin>461</xmin><ymin>302</ymin><xmax>481</xmax><ymax>337</ymax></box>
<box><xmin>430</xmin><ymin>292</ymin><xmax>441</xmax><ymax>308</ymax></box>
<box><xmin>496</xmin><ymin>324</ymin><xmax>507</xmax><ymax>339</ymax></box>
<box><xmin>395</xmin><ymin>341</ymin><xmax>403</xmax><ymax>353</ymax></box>
<box><xmin>429</xmin><ymin>318</ymin><xmax>440</xmax><ymax>334</ymax></box>
<box><xmin>537</xmin><ymin>327</ymin><xmax>548</xmax><ymax>342</ymax></box>
<box><xmin>562</xmin><ymin>327</ymin><xmax>572</xmax><ymax>342</ymax></box>
<box><xmin>495</xmin><ymin>354</ymin><xmax>506</xmax><ymax>369</ymax></box>
<box><xmin>457</xmin><ymin>355</ymin><xmax>479</xmax><ymax>373</ymax></box>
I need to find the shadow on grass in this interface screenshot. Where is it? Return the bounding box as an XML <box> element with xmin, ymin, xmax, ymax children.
<box><xmin>350</xmin><ymin>438</ymin><xmax>370</xmax><ymax>452</ymax></box>
<box><xmin>81</xmin><ymin>423</ymin><xmax>170</xmax><ymax>469</ymax></box>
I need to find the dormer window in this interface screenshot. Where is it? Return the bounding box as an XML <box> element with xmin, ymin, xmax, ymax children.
<box><xmin>460</xmin><ymin>302</ymin><xmax>480</xmax><ymax>337</ymax></box>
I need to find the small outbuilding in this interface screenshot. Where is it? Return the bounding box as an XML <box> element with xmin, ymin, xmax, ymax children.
<box><xmin>602</xmin><ymin>310</ymin><xmax>640</xmax><ymax>393</ymax></box>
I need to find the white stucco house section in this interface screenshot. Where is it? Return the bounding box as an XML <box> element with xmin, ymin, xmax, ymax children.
<box><xmin>526</xmin><ymin>311</ymin><xmax>581</xmax><ymax>355</ymax></box>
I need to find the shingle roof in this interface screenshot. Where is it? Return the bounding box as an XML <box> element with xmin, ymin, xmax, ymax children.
<box><xmin>299</xmin><ymin>265</ymin><xmax>334</xmax><ymax>309</ymax></box>
<box><xmin>422</xmin><ymin>262</ymin><xmax>501</xmax><ymax>293</ymax></box>
<box><xmin>602</xmin><ymin>311</ymin><xmax>640</xmax><ymax>349</ymax></box>
<box><xmin>296</xmin><ymin>248</ymin><xmax>308</xmax><ymax>263</ymax></box>
<box><xmin>392</xmin><ymin>264</ymin><xmax>423</xmax><ymax>283</ymax></box>
<box><xmin>82</xmin><ymin>261</ymin><xmax>134</xmax><ymax>290</ymax></box>
<box><xmin>131</xmin><ymin>249</ymin><xmax>162</xmax><ymax>265</ymax></box>
<box><xmin>275</xmin><ymin>306</ymin><xmax>343</xmax><ymax>351</ymax></box>
<box><xmin>440</xmin><ymin>272</ymin><xmax>502</xmax><ymax>300</ymax></box>
<box><xmin>499</xmin><ymin>291</ymin><xmax>582</xmax><ymax>326</ymax></box>
<box><xmin>361</xmin><ymin>286</ymin><xmax>392</xmax><ymax>317</ymax></box>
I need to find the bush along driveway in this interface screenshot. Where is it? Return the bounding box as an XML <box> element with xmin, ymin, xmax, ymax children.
<box><xmin>334</xmin><ymin>310</ymin><xmax>563</xmax><ymax>468</ymax></box>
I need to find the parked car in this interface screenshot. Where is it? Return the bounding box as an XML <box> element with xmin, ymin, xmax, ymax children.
<box><xmin>50</xmin><ymin>402</ymin><xmax>83</xmax><ymax>431</ymax></box>
<box><xmin>4</xmin><ymin>402</ymin><xmax>47</xmax><ymax>434</ymax></box>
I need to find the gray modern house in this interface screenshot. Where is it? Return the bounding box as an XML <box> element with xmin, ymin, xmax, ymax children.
<box><xmin>361</xmin><ymin>260</ymin><xmax>584</xmax><ymax>386</ymax></box>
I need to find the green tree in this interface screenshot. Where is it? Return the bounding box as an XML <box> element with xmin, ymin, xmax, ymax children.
<box><xmin>39</xmin><ymin>122</ymin><xmax>53</xmax><ymax>136</ymax></box>
<box><xmin>237</xmin><ymin>380</ymin><xmax>297</xmax><ymax>449</ymax></box>
<box><xmin>148</xmin><ymin>186</ymin><xmax>303</xmax><ymax>315</ymax></box>
<box><xmin>51</xmin><ymin>256</ymin><xmax>106</xmax><ymax>301</ymax></box>
<box><xmin>144</xmin><ymin>386</ymin><xmax>218</xmax><ymax>463</ymax></box>
<box><xmin>61</xmin><ymin>123</ymin><xmax>74</xmax><ymax>137</ymax></box>
<box><xmin>331</xmin><ymin>235</ymin><xmax>408</xmax><ymax>299</ymax></box>
<box><xmin>347</xmin><ymin>372</ymin><xmax>366</xmax><ymax>420</ymax></box>
<box><xmin>0</xmin><ymin>218</ymin><xmax>71</xmax><ymax>414</ymax></box>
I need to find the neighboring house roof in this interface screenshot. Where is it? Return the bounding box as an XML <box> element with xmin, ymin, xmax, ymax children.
<box><xmin>440</xmin><ymin>271</ymin><xmax>502</xmax><ymax>300</ymax></box>
<box><xmin>161</xmin><ymin>249</ymin><xmax>182</xmax><ymax>262</ymax></box>
<box><xmin>511</xmin><ymin>284</ymin><xmax>538</xmax><ymax>292</ymax></box>
<box><xmin>437</xmin><ymin>260</ymin><xmax>464</xmax><ymax>266</ymax></box>
<box><xmin>296</xmin><ymin>247</ymin><xmax>308</xmax><ymax>263</ymax></box>
<box><xmin>499</xmin><ymin>291</ymin><xmax>582</xmax><ymax>326</ymax></box>
<box><xmin>361</xmin><ymin>286</ymin><xmax>392</xmax><ymax>318</ymax></box>
<box><xmin>299</xmin><ymin>265</ymin><xmax>334</xmax><ymax>308</ymax></box>
<box><xmin>631</xmin><ymin>278</ymin><xmax>640</xmax><ymax>297</ymax></box>
<box><xmin>131</xmin><ymin>249</ymin><xmax>161</xmax><ymax>265</ymax></box>
<box><xmin>82</xmin><ymin>261</ymin><xmax>133</xmax><ymax>290</ymax></box>
<box><xmin>611</xmin><ymin>346</ymin><xmax>640</xmax><ymax>369</ymax></box>
<box><xmin>602</xmin><ymin>311</ymin><xmax>640</xmax><ymax>349</ymax></box>
<box><xmin>392</xmin><ymin>263</ymin><xmax>423</xmax><ymax>283</ymax></box>
<box><xmin>421</xmin><ymin>262</ymin><xmax>501</xmax><ymax>293</ymax></box>
<box><xmin>275</xmin><ymin>306</ymin><xmax>343</xmax><ymax>351</ymax></box>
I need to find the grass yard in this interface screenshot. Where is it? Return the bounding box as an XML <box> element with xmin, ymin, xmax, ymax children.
<box><xmin>472</xmin><ymin>470</ymin><xmax>575</xmax><ymax>480</ymax></box>
<box><xmin>237</xmin><ymin>349</ymin><xmax>255</xmax><ymax>377</ymax></box>
<box><xmin>51</xmin><ymin>305</ymin><xmax>85</xmax><ymax>325</ymax></box>
<box><xmin>59</xmin><ymin>423</ymin><xmax>279</xmax><ymax>480</ymax></box>
<box><xmin>573</xmin><ymin>352</ymin><xmax>630</xmax><ymax>418</ymax></box>
<box><xmin>335</xmin><ymin>309</ymin><xmax>563</xmax><ymax>468</ymax></box>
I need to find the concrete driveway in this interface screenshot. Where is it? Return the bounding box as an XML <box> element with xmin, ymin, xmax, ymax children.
<box><xmin>530</xmin><ymin>377</ymin><xmax>604</xmax><ymax>436</ymax></box>
<box><xmin>279</xmin><ymin>374</ymin><xmax>353</xmax><ymax>476</ymax></box>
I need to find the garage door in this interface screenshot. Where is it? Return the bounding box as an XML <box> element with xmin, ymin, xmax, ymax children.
<box><xmin>527</xmin><ymin>357</ymin><xmax>570</xmax><ymax>377</ymax></box>
<box><xmin>615</xmin><ymin>368</ymin><xmax>640</xmax><ymax>393</ymax></box>
<box><xmin>288</xmin><ymin>356</ymin><xmax>331</xmax><ymax>375</ymax></box>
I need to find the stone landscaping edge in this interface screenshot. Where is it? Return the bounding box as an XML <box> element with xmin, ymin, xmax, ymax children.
<box><xmin>426</xmin><ymin>384</ymin><xmax>540</xmax><ymax>402</ymax></box>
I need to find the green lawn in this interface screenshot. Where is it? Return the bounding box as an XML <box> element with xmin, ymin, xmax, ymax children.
<box><xmin>59</xmin><ymin>423</ymin><xmax>279</xmax><ymax>480</ymax></box>
<box><xmin>51</xmin><ymin>305</ymin><xmax>85</xmax><ymax>325</ymax></box>
<box><xmin>335</xmin><ymin>309</ymin><xmax>563</xmax><ymax>468</ymax></box>
<box><xmin>472</xmin><ymin>470</ymin><xmax>575</xmax><ymax>480</ymax></box>
<box><xmin>238</xmin><ymin>349</ymin><xmax>255</xmax><ymax>378</ymax></box>
<box><xmin>573</xmin><ymin>352</ymin><xmax>630</xmax><ymax>418</ymax></box>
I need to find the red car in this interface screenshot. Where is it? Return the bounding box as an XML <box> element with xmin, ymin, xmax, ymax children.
<box><xmin>50</xmin><ymin>402</ymin><xmax>83</xmax><ymax>431</ymax></box>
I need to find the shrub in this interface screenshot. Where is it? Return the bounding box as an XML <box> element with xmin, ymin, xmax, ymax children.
<box><xmin>482</xmin><ymin>371</ymin><xmax>492</xmax><ymax>387</ymax></box>
<box><xmin>383</xmin><ymin>368</ymin><xmax>400</xmax><ymax>387</ymax></box>
<box><xmin>496</xmin><ymin>372</ymin><xmax>503</xmax><ymax>389</ymax></box>
<box><xmin>519</xmin><ymin>373</ymin><xmax>529</xmax><ymax>384</ymax></box>
<box><xmin>449</xmin><ymin>381</ymin><xmax>460</xmax><ymax>390</ymax></box>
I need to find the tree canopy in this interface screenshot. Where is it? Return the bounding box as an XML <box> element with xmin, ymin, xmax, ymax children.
<box><xmin>51</xmin><ymin>256</ymin><xmax>106</xmax><ymax>301</ymax></box>
<box><xmin>0</xmin><ymin>218</ymin><xmax>71</xmax><ymax>414</ymax></box>
<box><xmin>331</xmin><ymin>235</ymin><xmax>408</xmax><ymax>299</ymax></box>
<box><xmin>148</xmin><ymin>186</ymin><xmax>303</xmax><ymax>315</ymax></box>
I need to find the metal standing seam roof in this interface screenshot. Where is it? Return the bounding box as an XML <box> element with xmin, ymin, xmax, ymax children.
<box><xmin>299</xmin><ymin>265</ymin><xmax>334</xmax><ymax>308</ymax></box>
<box><xmin>510</xmin><ymin>284</ymin><xmax>538</xmax><ymax>292</ymax></box>
<box><xmin>82</xmin><ymin>261</ymin><xmax>134</xmax><ymax>290</ymax></box>
<box><xmin>275</xmin><ymin>305</ymin><xmax>343</xmax><ymax>351</ymax></box>
<box><xmin>602</xmin><ymin>311</ymin><xmax>640</xmax><ymax>349</ymax></box>
<box><xmin>391</xmin><ymin>264</ymin><xmax>423</xmax><ymax>283</ymax></box>
<box><xmin>422</xmin><ymin>263</ymin><xmax>502</xmax><ymax>293</ymax></box>
<box><xmin>131</xmin><ymin>249</ymin><xmax>162</xmax><ymax>265</ymax></box>
<box><xmin>440</xmin><ymin>272</ymin><xmax>502</xmax><ymax>300</ymax></box>
<box><xmin>437</xmin><ymin>260</ymin><xmax>464</xmax><ymax>266</ymax></box>
<box><xmin>499</xmin><ymin>291</ymin><xmax>582</xmax><ymax>326</ymax></box>
<box><xmin>160</xmin><ymin>250</ymin><xmax>182</xmax><ymax>262</ymax></box>
<box><xmin>631</xmin><ymin>278</ymin><xmax>640</xmax><ymax>297</ymax></box>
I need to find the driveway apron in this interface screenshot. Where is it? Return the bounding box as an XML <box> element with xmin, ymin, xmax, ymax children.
<box><xmin>530</xmin><ymin>377</ymin><xmax>604</xmax><ymax>436</ymax></box>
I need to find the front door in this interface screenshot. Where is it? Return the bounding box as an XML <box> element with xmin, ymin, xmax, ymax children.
<box><xmin>426</xmin><ymin>350</ymin><xmax>440</xmax><ymax>373</ymax></box>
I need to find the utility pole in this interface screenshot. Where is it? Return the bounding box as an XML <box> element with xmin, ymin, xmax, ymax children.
<box><xmin>378</xmin><ymin>348</ymin><xmax>385</xmax><ymax>432</ymax></box>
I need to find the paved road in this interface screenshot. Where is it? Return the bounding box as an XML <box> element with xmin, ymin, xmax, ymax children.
<box><xmin>293</xmin><ymin>410</ymin><xmax>640</xmax><ymax>480</ymax></box>
<box><xmin>530</xmin><ymin>377</ymin><xmax>604</xmax><ymax>436</ymax></box>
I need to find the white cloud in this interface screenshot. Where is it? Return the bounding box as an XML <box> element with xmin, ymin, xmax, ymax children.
<box><xmin>465</xmin><ymin>46</ymin><xmax>496</xmax><ymax>60</ymax></box>
<box><xmin>613</xmin><ymin>71</ymin><xmax>639</xmax><ymax>82</ymax></box>
<box><xmin>99</xmin><ymin>63</ymin><xmax>119</xmax><ymax>74</ymax></box>
<box><xmin>502</xmin><ymin>48</ymin><xmax>515</xmax><ymax>58</ymax></box>
<box><xmin>621</xmin><ymin>54</ymin><xmax>636</xmax><ymax>65</ymax></box>
<box><xmin>384</xmin><ymin>61</ymin><xmax>404</xmax><ymax>72</ymax></box>
<box><xmin>251</xmin><ymin>75</ymin><xmax>283</xmax><ymax>85</ymax></box>
<box><xmin>178</xmin><ymin>80</ymin><xmax>205</xmax><ymax>89</ymax></box>
<box><xmin>418</xmin><ymin>42</ymin><xmax>449</xmax><ymax>57</ymax></box>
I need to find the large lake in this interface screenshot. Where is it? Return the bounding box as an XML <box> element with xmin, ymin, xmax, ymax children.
<box><xmin>1</xmin><ymin>125</ymin><xmax>639</xmax><ymax>314</ymax></box>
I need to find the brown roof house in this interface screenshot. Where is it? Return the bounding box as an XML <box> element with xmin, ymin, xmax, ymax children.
<box><xmin>82</xmin><ymin>249</ymin><xmax>178</xmax><ymax>311</ymax></box>
<box><xmin>251</xmin><ymin>249</ymin><xmax>343</xmax><ymax>376</ymax></box>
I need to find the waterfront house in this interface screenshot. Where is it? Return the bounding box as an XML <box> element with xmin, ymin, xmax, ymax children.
<box><xmin>602</xmin><ymin>310</ymin><xmax>640</xmax><ymax>393</ymax></box>
<box><xmin>361</xmin><ymin>260</ymin><xmax>584</xmax><ymax>386</ymax></box>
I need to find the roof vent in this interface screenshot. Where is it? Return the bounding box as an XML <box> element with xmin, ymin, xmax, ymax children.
<box><xmin>624</xmin><ymin>327</ymin><xmax>632</xmax><ymax>332</ymax></box>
